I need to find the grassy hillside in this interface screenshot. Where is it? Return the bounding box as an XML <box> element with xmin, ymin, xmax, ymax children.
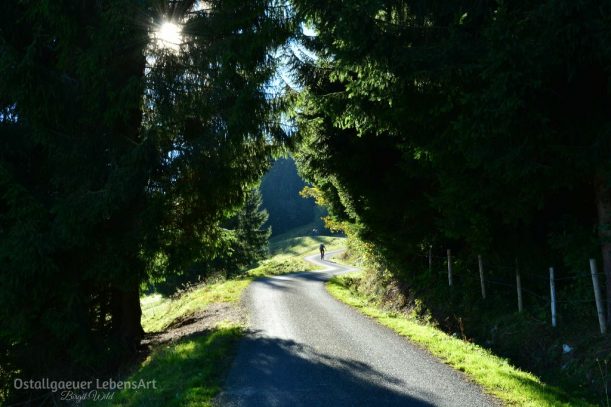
<box><xmin>270</xmin><ymin>235</ymin><xmax>345</xmax><ymax>256</ymax></box>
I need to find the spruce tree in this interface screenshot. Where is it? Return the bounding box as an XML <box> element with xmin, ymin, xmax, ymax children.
<box><xmin>233</xmin><ymin>188</ymin><xmax>271</xmax><ymax>267</ymax></box>
<box><xmin>0</xmin><ymin>0</ymin><xmax>290</xmax><ymax>402</ymax></box>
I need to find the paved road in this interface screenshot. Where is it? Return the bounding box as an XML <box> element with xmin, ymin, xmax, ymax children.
<box><xmin>216</xmin><ymin>250</ymin><xmax>497</xmax><ymax>406</ymax></box>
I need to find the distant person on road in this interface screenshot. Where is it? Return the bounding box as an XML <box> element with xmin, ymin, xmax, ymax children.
<box><xmin>319</xmin><ymin>243</ymin><xmax>326</xmax><ymax>260</ymax></box>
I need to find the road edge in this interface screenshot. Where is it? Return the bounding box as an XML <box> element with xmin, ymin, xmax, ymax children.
<box><xmin>321</xmin><ymin>271</ymin><xmax>594</xmax><ymax>407</ymax></box>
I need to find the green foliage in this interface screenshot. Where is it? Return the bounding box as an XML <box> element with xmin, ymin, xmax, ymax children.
<box><xmin>150</xmin><ymin>188</ymin><xmax>272</xmax><ymax>295</ymax></box>
<box><xmin>0</xmin><ymin>1</ymin><xmax>152</xmax><ymax>397</ymax></box>
<box><xmin>0</xmin><ymin>0</ymin><xmax>290</xmax><ymax>402</ymax></box>
<box><xmin>231</xmin><ymin>188</ymin><xmax>272</xmax><ymax>268</ymax></box>
<box><xmin>288</xmin><ymin>0</ymin><xmax>611</xmax><ymax>270</ymax></box>
<box><xmin>141</xmin><ymin>0</ymin><xmax>291</xmax><ymax>282</ymax></box>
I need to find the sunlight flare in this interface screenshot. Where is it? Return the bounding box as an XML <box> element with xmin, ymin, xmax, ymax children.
<box><xmin>154</xmin><ymin>21</ymin><xmax>182</xmax><ymax>51</ymax></box>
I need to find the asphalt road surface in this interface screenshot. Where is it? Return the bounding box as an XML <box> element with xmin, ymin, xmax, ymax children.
<box><xmin>216</xmin><ymin>250</ymin><xmax>497</xmax><ymax>406</ymax></box>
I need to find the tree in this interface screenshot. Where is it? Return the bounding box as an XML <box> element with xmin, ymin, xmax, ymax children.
<box><xmin>288</xmin><ymin>0</ymin><xmax>611</xmax><ymax>303</ymax></box>
<box><xmin>288</xmin><ymin>0</ymin><xmax>463</xmax><ymax>269</ymax></box>
<box><xmin>149</xmin><ymin>189</ymin><xmax>271</xmax><ymax>294</ymax></box>
<box><xmin>232</xmin><ymin>188</ymin><xmax>272</xmax><ymax>269</ymax></box>
<box><xmin>1</xmin><ymin>2</ymin><xmax>151</xmax><ymax>395</ymax></box>
<box><xmin>0</xmin><ymin>0</ymin><xmax>290</xmax><ymax>402</ymax></box>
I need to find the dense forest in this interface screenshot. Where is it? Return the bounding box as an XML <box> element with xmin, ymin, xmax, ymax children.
<box><xmin>0</xmin><ymin>0</ymin><xmax>610</xmax><ymax>404</ymax></box>
<box><xmin>289</xmin><ymin>0</ymin><xmax>610</xmax><ymax>283</ymax></box>
<box><xmin>0</xmin><ymin>1</ymin><xmax>290</xmax><ymax>403</ymax></box>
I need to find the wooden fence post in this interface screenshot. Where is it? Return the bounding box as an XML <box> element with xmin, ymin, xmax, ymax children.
<box><xmin>478</xmin><ymin>255</ymin><xmax>486</xmax><ymax>299</ymax></box>
<box><xmin>590</xmin><ymin>259</ymin><xmax>607</xmax><ymax>335</ymax></box>
<box><xmin>447</xmin><ymin>249</ymin><xmax>453</xmax><ymax>287</ymax></box>
<box><xmin>549</xmin><ymin>267</ymin><xmax>557</xmax><ymax>327</ymax></box>
<box><xmin>516</xmin><ymin>259</ymin><xmax>523</xmax><ymax>313</ymax></box>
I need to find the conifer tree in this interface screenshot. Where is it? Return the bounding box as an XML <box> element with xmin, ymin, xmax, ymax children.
<box><xmin>0</xmin><ymin>0</ymin><xmax>290</xmax><ymax>401</ymax></box>
<box><xmin>233</xmin><ymin>188</ymin><xmax>271</xmax><ymax>267</ymax></box>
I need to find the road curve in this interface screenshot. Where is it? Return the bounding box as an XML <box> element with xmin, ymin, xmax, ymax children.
<box><xmin>216</xmin><ymin>250</ymin><xmax>497</xmax><ymax>407</ymax></box>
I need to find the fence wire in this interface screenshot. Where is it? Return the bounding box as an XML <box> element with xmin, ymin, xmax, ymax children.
<box><xmin>412</xmin><ymin>248</ymin><xmax>608</xmax><ymax>330</ymax></box>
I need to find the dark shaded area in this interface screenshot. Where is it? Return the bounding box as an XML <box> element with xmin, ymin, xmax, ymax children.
<box><xmin>216</xmin><ymin>333</ymin><xmax>436</xmax><ymax>407</ymax></box>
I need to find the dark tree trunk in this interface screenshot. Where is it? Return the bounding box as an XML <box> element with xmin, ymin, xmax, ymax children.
<box><xmin>111</xmin><ymin>279</ymin><xmax>144</xmax><ymax>351</ymax></box>
<box><xmin>107</xmin><ymin>21</ymin><xmax>147</xmax><ymax>353</ymax></box>
<box><xmin>595</xmin><ymin>177</ymin><xmax>611</xmax><ymax>326</ymax></box>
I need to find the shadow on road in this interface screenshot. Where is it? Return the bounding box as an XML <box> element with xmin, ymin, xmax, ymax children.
<box><xmin>216</xmin><ymin>332</ymin><xmax>437</xmax><ymax>407</ymax></box>
<box><xmin>254</xmin><ymin>272</ymin><xmax>332</xmax><ymax>288</ymax></box>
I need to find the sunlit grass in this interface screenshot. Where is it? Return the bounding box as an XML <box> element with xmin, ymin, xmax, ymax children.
<box><xmin>141</xmin><ymin>279</ymin><xmax>251</xmax><ymax>333</ymax></box>
<box><xmin>269</xmin><ymin>235</ymin><xmax>345</xmax><ymax>256</ymax></box>
<box><xmin>98</xmin><ymin>325</ymin><xmax>242</xmax><ymax>407</ymax></box>
<box><xmin>246</xmin><ymin>254</ymin><xmax>320</xmax><ymax>277</ymax></box>
<box><xmin>325</xmin><ymin>250</ymin><xmax>360</xmax><ymax>268</ymax></box>
<box><xmin>268</xmin><ymin>220</ymin><xmax>329</xmax><ymax>242</ymax></box>
<box><xmin>327</xmin><ymin>272</ymin><xmax>594</xmax><ymax>407</ymax></box>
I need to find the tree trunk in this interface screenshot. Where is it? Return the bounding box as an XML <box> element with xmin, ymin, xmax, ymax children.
<box><xmin>107</xmin><ymin>17</ymin><xmax>147</xmax><ymax>353</ymax></box>
<box><xmin>111</xmin><ymin>280</ymin><xmax>144</xmax><ymax>352</ymax></box>
<box><xmin>595</xmin><ymin>177</ymin><xmax>611</xmax><ymax>326</ymax></box>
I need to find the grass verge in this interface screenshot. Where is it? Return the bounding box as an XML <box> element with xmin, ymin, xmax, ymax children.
<box><xmin>141</xmin><ymin>280</ymin><xmax>250</xmax><ymax>333</ymax></box>
<box><xmin>326</xmin><ymin>272</ymin><xmax>595</xmax><ymax>407</ymax></box>
<box><xmin>96</xmin><ymin>324</ymin><xmax>242</xmax><ymax>407</ymax></box>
